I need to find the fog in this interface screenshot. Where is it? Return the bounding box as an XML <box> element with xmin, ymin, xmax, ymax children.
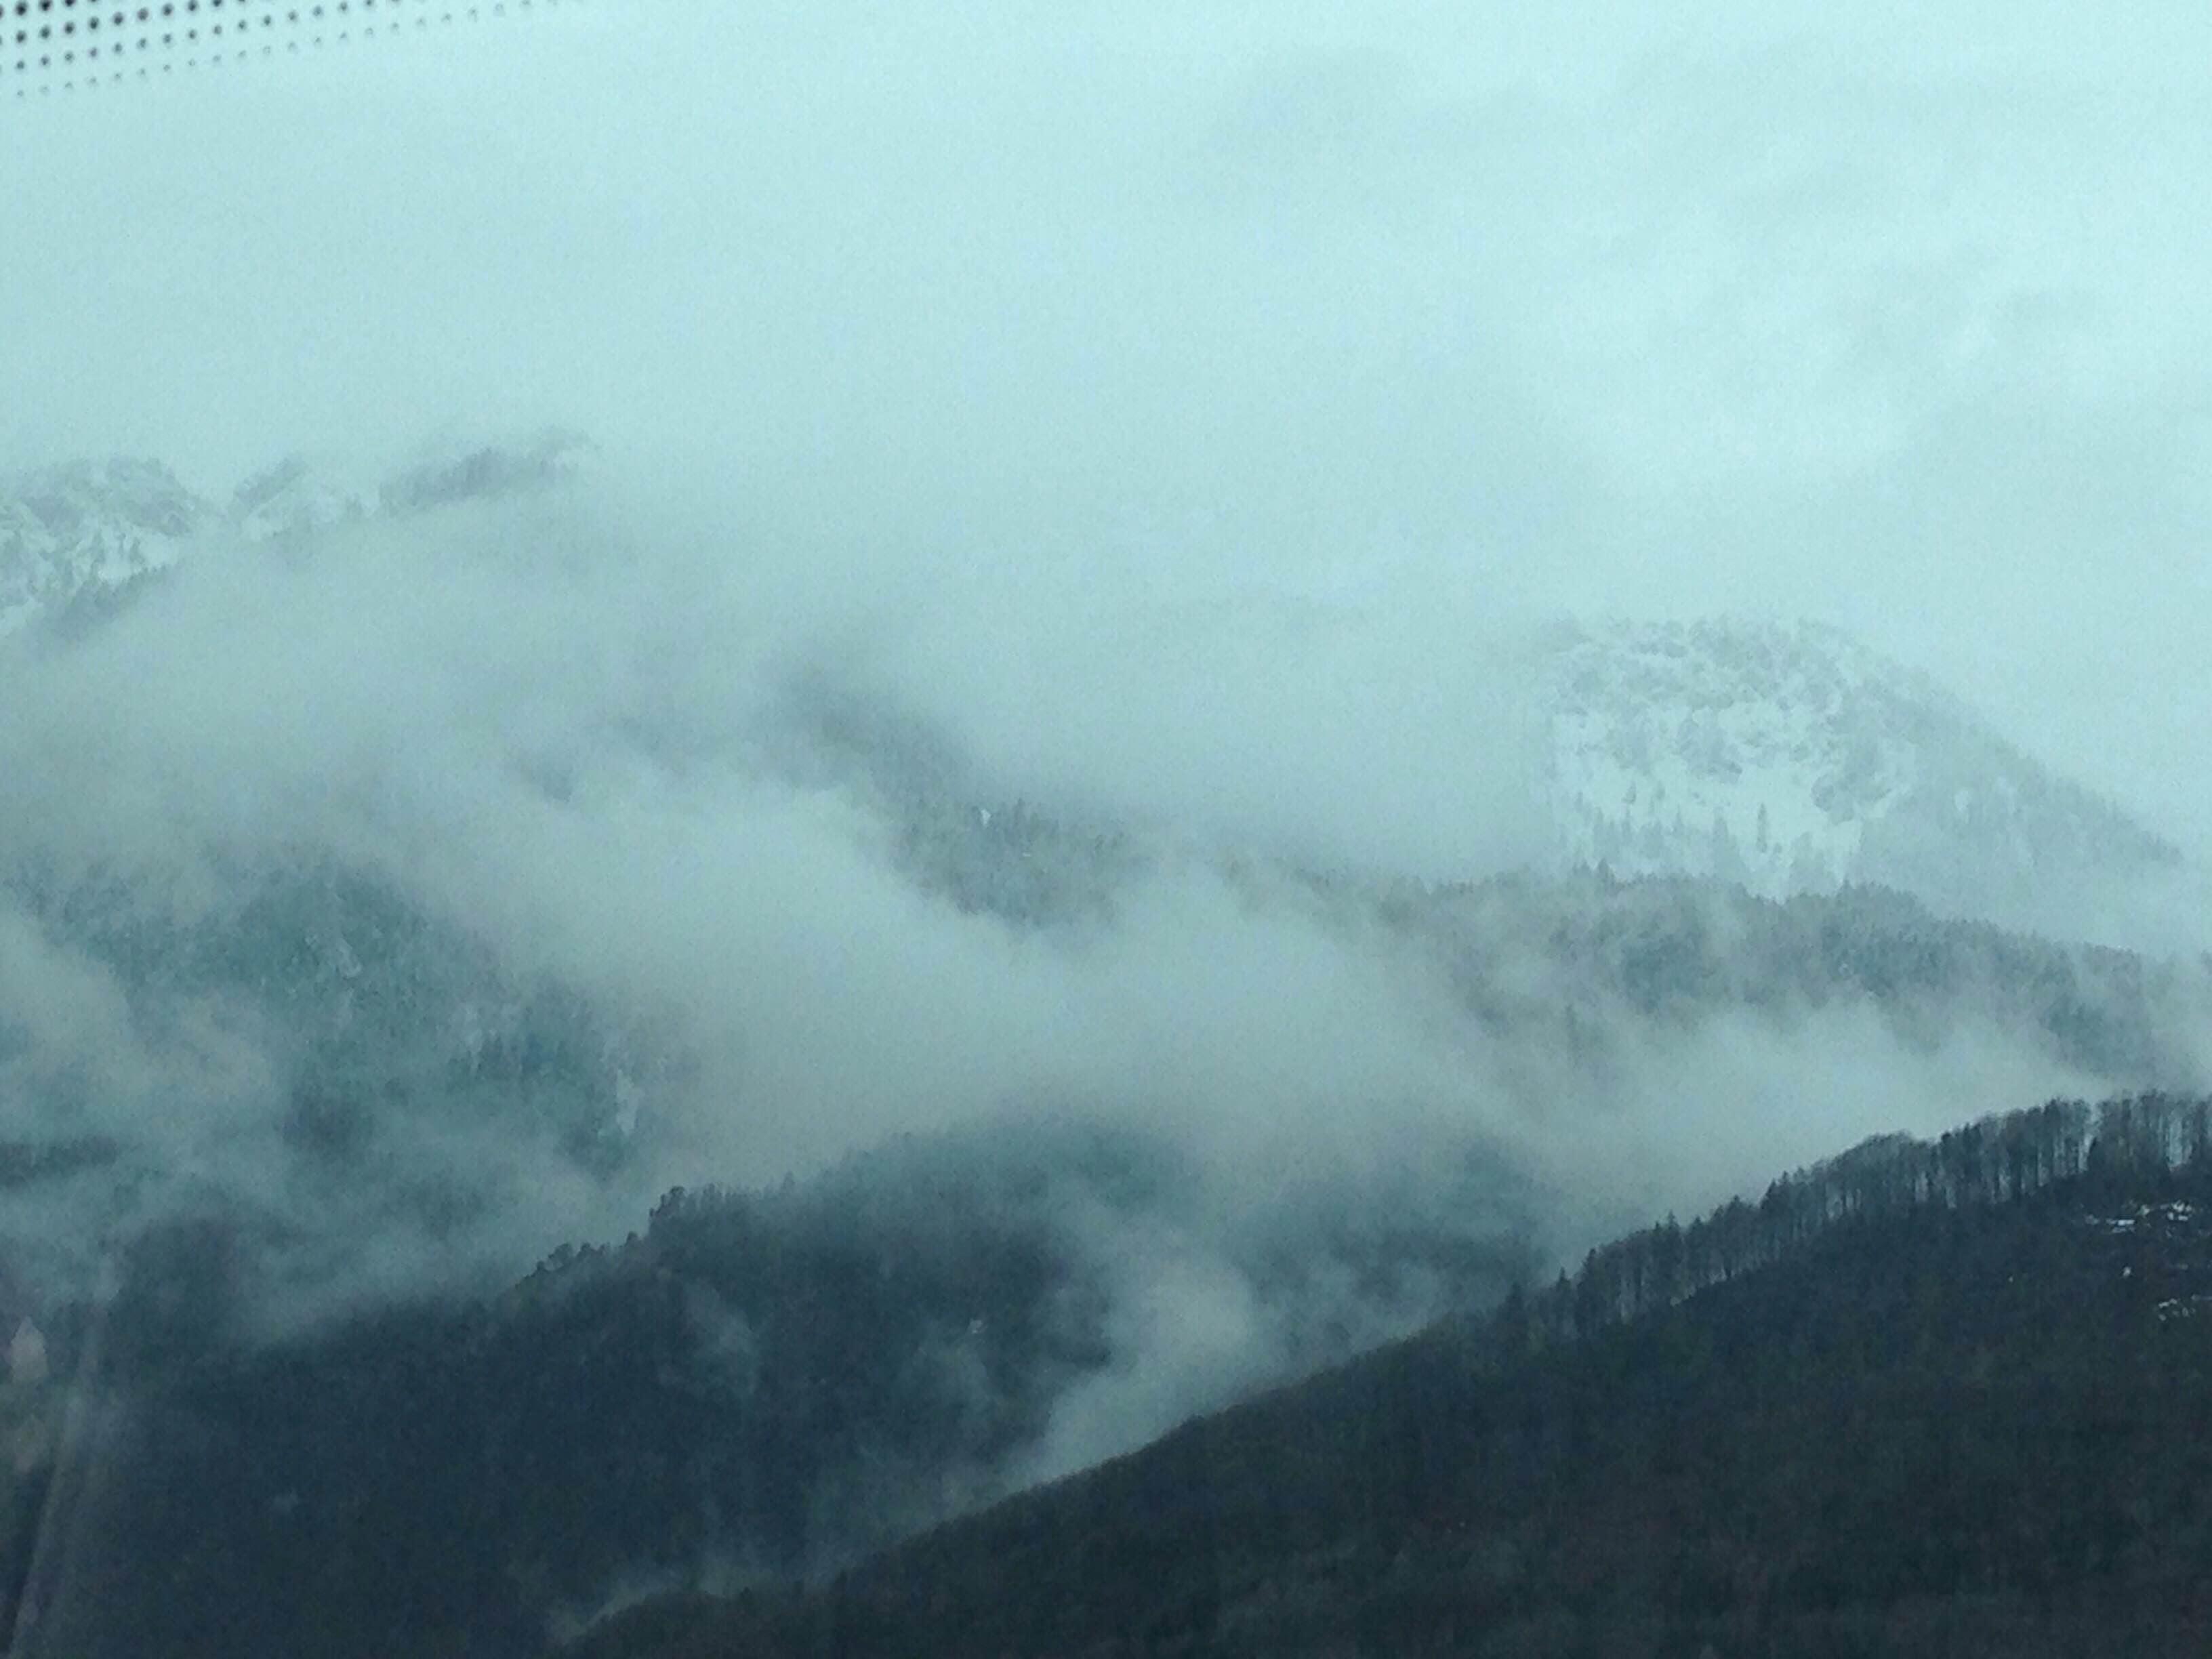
<box><xmin>9</xmin><ymin>2</ymin><xmax>2211</xmax><ymax>843</ymax></box>
<box><xmin>0</xmin><ymin>474</ymin><xmax>2146</xmax><ymax>1323</ymax></box>
<box><xmin>3</xmin><ymin>0</ymin><xmax>2209</xmax><ymax>1505</ymax></box>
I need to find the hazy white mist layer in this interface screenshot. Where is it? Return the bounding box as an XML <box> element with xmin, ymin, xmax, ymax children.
<box><xmin>0</xmin><ymin>479</ymin><xmax>2134</xmax><ymax>1298</ymax></box>
<box><xmin>2</xmin><ymin>0</ymin><xmax>2208</xmax><ymax>1500</ymax></box>
<box><xmin>7</xmin><ymin>1</ymin><xmax>2210</xmax><ymax>846</ymax></box>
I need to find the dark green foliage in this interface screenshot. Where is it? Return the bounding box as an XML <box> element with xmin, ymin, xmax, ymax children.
<box><xmin>376</xmin><ymin>430</ymin><xmax>589</xmax><ymax>516</ymax></box>
<box><xmin>1374</xmin><ymin>872</ymin><xmax>2208</xmax><ymax>1086</ymax></box>
<box><xmin>100</xmin><ymin>1213</ymin><xmax>252</xmax><ymax>1379</ymax></box>
<box><xmin>18</xmin><ymin>1102</ymin><xmax>1535</xmax><ymax>1658</ymax></box>
<box><xmin>7</xmin><ymin>851</ymin><xmax>655</xmax><ymax>1168</ymax></box>
<box><xmin>575</xmin><ymin>1094</ymin><xmax>2212</xmax><ymax>1659</ymax></box>
<box><xmin>21</xmin><ymin>1126</ymin><xmax>1191</xmax><ymax>1658</ymax></box>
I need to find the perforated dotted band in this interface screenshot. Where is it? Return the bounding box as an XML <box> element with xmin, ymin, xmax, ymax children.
<box><xmin>7</xmin><ymin>0</ymin><xmax>562</xmax><ymax>96</ymax></box>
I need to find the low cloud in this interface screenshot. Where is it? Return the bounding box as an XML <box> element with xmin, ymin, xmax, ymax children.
<box><xmin>0</xmin><ymin>476</ymin><xmax>2167</xmax><ymax>1481</ymax></box>
<box><xmin>3</xmin><ymin>0</ymin><xmax>2208</xmax><ymax>1517</ymax></box>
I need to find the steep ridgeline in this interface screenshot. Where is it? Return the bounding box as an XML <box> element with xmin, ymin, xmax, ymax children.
<box><xmin>0</xmin><ymin>457</ymin><xmax>209</xmax><ymax>634</ymax></box>
<box><xmin>1536</xmin><ymin>617</ymin><xmax>2180</xmax><ymax>920</ymax></box>
<box><xmin>5</xmin><ymin>448</ymin><xmax>2184</xmax><ymax>939</ymax></box>
<box><xmin>572</xmin><ymin>1093</ymin><xmax>2212</xmax><ymax>1659</ymax></box>
<box><xmin>0</xmin><ymin>1117</ymin><xmax>1544</xmax><ymax>1659</ymax></box>
<box><xmin>0</xmin><ymin>430</ymin><xmax>591</xmax><ymax>636</ymax></box>
<box><xmin>1351</xmin><ymin>870</ymin><xmax>2212</xmax><ymax>1090</ymax></box>
<box><xmin>762</xmin><ymin>615</ymin><xmax>2190</xmax><ymax>947</ymax></box>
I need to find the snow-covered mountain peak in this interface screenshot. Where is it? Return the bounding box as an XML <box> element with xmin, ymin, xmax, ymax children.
<box><xmin>1538</xmin><ymin>615</ymin><xmax>2179</xmax><ymax>920</ymax></box>
<box><xmin>230</xmin><ymin>428</ymin><xmax>596</xmax><ymax>544</ymax></box>
<box><xmin>0</xmin><ymin>455</ymin><xmax>210</xmax><ymax>634</ymax></box>
<box><xmin>228</xmin><ymin>452</ymin><xmax>386</xmax><ymax>544</ymax></box>
<box><xmin>0</xmin><ymin>430</ymin><xmax>597</xmax><ymax>636</ymax></box>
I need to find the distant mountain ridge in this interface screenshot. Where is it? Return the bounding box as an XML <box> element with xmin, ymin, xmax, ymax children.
<box><xmin>0</xmin><ymin>430</ymin><xmax>592</xmax><ymax>634</ymax></box>
<box><xmin>3</xmin><ymin>443</ymin><xmax>2185</xmax><ymax>932</ymax></box>
<box><xmin>1534</xmin><ymin>615</ymin><xmax>2180</xmax><ymax>921</ymax></box>
<box><xmin>778</xmin><ymin>619</ymin><xmax>2190</xmax><ymax>954</ymax></box>
<box><xmin>0</xmin><ymin>456</ymin><xmax>208</xmax><ymax>633</ymax></box>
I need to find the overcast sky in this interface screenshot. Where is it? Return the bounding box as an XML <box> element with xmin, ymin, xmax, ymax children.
<box><xmin>5</xmin><ymin>0</ymin><xmax>2210</xmax><ymax>845</ymax></box>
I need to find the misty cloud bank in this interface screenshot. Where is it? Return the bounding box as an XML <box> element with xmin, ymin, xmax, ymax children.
<box><xmin>4</xmin><ymin>5</ymin><xmax>2211</xmax><ymax>1613</ymax></box>
<box><xmin>3</xmin><ymin>464</ymin><xmax>2203</xmax><ymax>1387</ymax></box>
<box><xmin>12</xmin><ymin>1</ymin><xmax>2212</xmax><ymax>831</ymax></box>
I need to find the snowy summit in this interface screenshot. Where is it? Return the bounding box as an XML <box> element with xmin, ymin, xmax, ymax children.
<box><xmin>1535</xmin><ymin>616</ymin><xmax>2179</xmax><ymax>918</ymax></box>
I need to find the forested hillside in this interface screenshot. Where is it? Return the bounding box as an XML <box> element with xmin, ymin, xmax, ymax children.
<box><xmin>12</xmin><ymin>5</ymin><xmax>2212</xmax><ymax>1658</ymax></box>
<box><xmin>0</xmin><ymin>1115</ymin><xmax>1536</xmax><ymax>1659</ymax></box>
<box><xmin>1355</xmin><ymin>871</ymin><xmax>2208</xmax><ymax>1084</ymax></box>
<box><xmin>5</xmin><ymin>854</ymin><xmax>2209</xmax><ymax>1658</ymax></box>
<box><xmin>572</xmin><ymin>1093</ymin><xmax>2212</xmax><ymax>1659</ymax></box>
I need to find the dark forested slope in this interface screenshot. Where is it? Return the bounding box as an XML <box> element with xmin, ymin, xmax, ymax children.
<box><xmin>0</xmin><ymin>1115</ymin><xmax>1534</xmax><ymax>1659</ymax></box>
<box><xmin>574</xmin><ymin>1094</ymin><xmax>2212</xmax><ymax>1659</ymax></box>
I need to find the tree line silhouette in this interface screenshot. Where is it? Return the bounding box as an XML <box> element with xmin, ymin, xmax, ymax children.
<box><xmin>573</xmin><ymin>1090</ymin><xmax>2212</xmax><ymax>1659</ymax></box>
<box><xmin>1500</xmin><ymin>1092</ymin><xmax>2212</xmax><ymax>1354</ymax></box>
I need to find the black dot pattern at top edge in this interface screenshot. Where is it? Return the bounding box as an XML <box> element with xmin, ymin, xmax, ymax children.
<box><xmin>7</xmin><ymin>0</ymin><xmax>557</xmax><ymax>96</ymax></box>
